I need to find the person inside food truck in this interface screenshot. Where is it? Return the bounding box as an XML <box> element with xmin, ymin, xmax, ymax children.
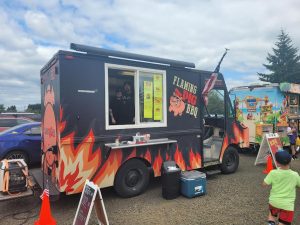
<box><xmin>122</xmin><ymin>81</ymin><xmax>135</xmax><ymax>124</ymax></box>
<box><xmin>110</xmin><ymin>83</ymin><xmax>135</xmax><ymax>125</ymax></box>
<box><xmin>109</xmin><ymin>88</ymin><xmax>123</xmax><ymax>125</ymax></box>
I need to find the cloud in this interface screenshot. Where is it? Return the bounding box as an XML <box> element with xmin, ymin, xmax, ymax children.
<box><xmin>1</xmin><ymin>0</ymin><xmax>300</xmax><ymax>110</ymax></box>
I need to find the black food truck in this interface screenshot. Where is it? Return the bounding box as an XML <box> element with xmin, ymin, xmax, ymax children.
<box><xmin>39</xmin><ymin>43</ymin><xmax>247</xmax><ymax>197</ymax></box>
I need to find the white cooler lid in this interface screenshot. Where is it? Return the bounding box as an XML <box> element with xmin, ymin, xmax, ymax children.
<box><xmin>181</xmin><ymin>170</ymin><xmax>206</xmax><ymax>180</ymax></box>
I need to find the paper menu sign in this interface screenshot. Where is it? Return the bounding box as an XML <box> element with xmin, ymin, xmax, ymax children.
<box><xmin>153</xmin><ymin>75</ymin><xmax>163</xmax><ymax>121</ymax></box>
<box><xmin>144</xmin><ymin>81</ymin><xmax>153</xmax><ymax>119</ymax></box>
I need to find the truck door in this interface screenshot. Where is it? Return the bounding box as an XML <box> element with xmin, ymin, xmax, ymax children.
<box><xmin>203</xmin><ymin>88</ymin><xmax>225</xmax><ymax>165</ymax></box>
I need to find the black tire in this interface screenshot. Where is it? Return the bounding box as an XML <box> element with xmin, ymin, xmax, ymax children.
<box><xmin>220</xmin><ymin>146</ymin><xmax>239</xmax><ymax>174</ymax></box>
<box><xmin>114</xmin><ymin>159</ymin><xmax>149</xmax><ymax>198</ymax></box>
<box><xmin>5</xmin><ymin>150</ymin><xmax>29</xmax><ymax>164</ymax></box>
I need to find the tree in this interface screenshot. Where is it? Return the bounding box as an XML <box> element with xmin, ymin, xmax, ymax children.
<box><xmin>26</xmin><ymin>104</ymin><xmax>41</xmax><ymax>114</ymax></box>
<box><xmin>6</xmin><ymin>105</ymin><xmax>17</xmax><ymax>112</ymax></box>
<box><xmin>258</xmin><ymin>30</ymin><xmax>300</xmax><ymax>83</ymax></box>
<box><xmin>0</xmin><ymin>104</ymin><xmax>5</xmax><ymax>113</ymax></box>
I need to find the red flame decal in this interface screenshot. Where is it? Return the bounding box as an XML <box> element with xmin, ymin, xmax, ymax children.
<box><xmin>126</xmin><ymin>148</ymin><xmax>137</xmax><ymax>160</ymax></box>
<box><xmin>93</xmin><ymin>150</ymin><xmax>123</xmax><ymax>188</ymax></box>
<box><xmin>166</xmin><ymin>152</ymin><xmax>170</xmax><ymax>161</ymax></box>
<box><xmin>59</xmin><ymin>130</ymin><xmax>101</xmax><ymax>193</ymax></box>
<box><xmin>174</xmin><ymin>145</ymin><xmax>186</xmax><ymax>171</ymax></box>
<box><xmin>152</xmin><ymin>150</ymin><xmax>163</xmax><ymax>176</ymax></box>
<box><xmin>144</xmin><ymin>148</ymin><xmax>152</xmax><ymax>163</ymax></box>
<box><xmin>187</xmin><ymin>148</ymin><xmax>201</xmax><ymax>170</ymax></box>
<box><xmin>232</xmin><ymin>122</ymin><xmax>249</xmax><ymax>148</ymax></box>
<box><xmin>220</xmin><ymin>135</ymin><xmax>229</xmax><ymax>161</ymax></box>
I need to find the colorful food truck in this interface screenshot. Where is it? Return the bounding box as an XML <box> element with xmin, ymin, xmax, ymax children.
<box><xmin>230</xmin><ymin>83</ymin><xmax>300</xmax><ymax>150</ymax></box>
<box><xmin>38</xmin><ymin>43</ymin><xmax>246</xmax><ymax>197</ymax></box>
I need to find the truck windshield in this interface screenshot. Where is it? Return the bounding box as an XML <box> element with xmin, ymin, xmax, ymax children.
<box><xmin>205</xmin><ymin>89</ymin><xmax>225</xmax><ymax>117</ymax></box>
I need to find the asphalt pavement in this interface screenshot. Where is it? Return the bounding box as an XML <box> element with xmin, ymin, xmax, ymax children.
<box><xmin>0</xmin><ymin>154</ymin><xmax>300</xmax><ymax>225</ymax></box>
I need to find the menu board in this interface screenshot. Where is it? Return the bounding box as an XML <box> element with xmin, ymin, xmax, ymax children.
<box><xmin>255</xmin><ymin>133</ymin><xmax>282</xmax><ymax>168</ymax></box>
<box><xmin>153</xmin><ymin>74</ymin><xmax>163</xmax><ymax>121</ymax></box>
<box><xmin>73</xmin><ymin>181</ymin><xmax>97</xmax><ymax>225</ymax></box>
<box><xmin>144</xmin><ymin>81</ymin><xmax>153</xmax><ymax>119</ymax></box>
<box><xmin>73</xmin><ymin>180</ymin><xmax>109</xmax><ymax>225</ymax></box>
<box><xmin>94</xmin><ymin>188</ymin><xmax>109</xmax><ymax>225</ymax></box>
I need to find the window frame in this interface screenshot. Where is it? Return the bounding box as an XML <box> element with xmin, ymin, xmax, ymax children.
<box><xmin>0</xmin><ymin>119</ymin><xmax>18</xmax><ymax>127</ymax></box>
<box><xmin>105</xmin><ymin>63</ymin><xmax>167</xmax><ymax>130</ymax></box>
<box><xmin>17</xmin><ymin>119</ymin><xmax>31</xmax><ymax>125</ymax></box>
<box><xmin>24</xmin><ymin>126</ymin><xmax>41</xmax><ymax>136</ymax></box>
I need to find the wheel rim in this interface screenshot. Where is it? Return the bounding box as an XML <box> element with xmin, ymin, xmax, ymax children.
<box><xmin>226</xmin><ymin>153</ymin><xmax>236</xmax><ymax>167</ymax></box>
<box><xmin>7</xmin><ymin>153</ymin><xmax>25</xmax><ymax>160</ymax></box>
<box><xmin>125</xmin><ymin>169</ymin><xmax>142</xmax><ymax>188</ymax></box>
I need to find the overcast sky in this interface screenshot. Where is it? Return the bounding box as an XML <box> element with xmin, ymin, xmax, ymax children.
<box><xmin>1</xmin><ymin>0</ymin><xmax>300</xmax><ymax>110</ymax></box>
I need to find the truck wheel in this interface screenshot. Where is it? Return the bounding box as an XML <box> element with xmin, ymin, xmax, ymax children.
<box><xmin>220</xmin><ymin>146</ymin><xmax>239</xmax><ymax>174</ymax></box>
<box><xmin>114</xmin><ymin>159</ymin><xmax>149</xmax><ymax>198</ymax></box>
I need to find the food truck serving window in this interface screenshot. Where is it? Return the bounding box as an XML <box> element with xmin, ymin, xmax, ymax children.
<box><xmin>105</xmin><ymin>64</ymin><xmax>167</xmax><ymax>130</ymax></box>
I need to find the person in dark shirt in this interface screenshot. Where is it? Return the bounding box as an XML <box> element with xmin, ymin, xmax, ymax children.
<box><xmin>122</xmin><ymin>81</ymin><xmax>135</xmax><ymax>124</ymax></box>
<box><xmin>287</xmin><ymin>120</ymin><xmax>298</xmax><ymax>159</ymax></box>
<box><xmin>110</xmin><ymin>88</ymin><xmax>123</xmax><ymax>125</ymax></box>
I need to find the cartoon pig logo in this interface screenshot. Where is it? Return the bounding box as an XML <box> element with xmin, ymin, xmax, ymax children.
<box><xmin>169</xmin><ymin>92</ymin><xmax>185</xmax><ymax>116</ymax></box>
<box><xmin>42</xmin><ymin>85</ymin><xmax>58</xmax><ymax>179</ymax></box>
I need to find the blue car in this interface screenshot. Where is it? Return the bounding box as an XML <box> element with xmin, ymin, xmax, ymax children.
<box><xmin>0</xmin><ymin>122</ymin><xmax>41</xmax><ymax>165</ymax></box>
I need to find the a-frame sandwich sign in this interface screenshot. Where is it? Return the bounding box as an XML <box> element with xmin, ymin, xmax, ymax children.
<box><xmin>73</xmin><ymin>180</ymin><xmax>109</xmax><ymax>225</ymax></box>
<box><xmin>255</xmin><ymin>133</ymin><xmax>283</xmax><ymax>168</ymax></box>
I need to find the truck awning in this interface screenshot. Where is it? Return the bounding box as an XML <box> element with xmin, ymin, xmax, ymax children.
<box><xmin>279</xmin><ymin>82</ymin><xmax>300</xmax><ymax>94</ymax></box>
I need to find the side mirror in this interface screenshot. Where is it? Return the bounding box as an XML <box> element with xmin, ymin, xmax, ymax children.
<box><xmin>233</xmin><ymin>99</ymin><xmax>237</xmax><ymax>118</ymax></box>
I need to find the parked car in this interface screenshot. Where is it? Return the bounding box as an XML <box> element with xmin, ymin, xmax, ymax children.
<box><xmin>0</xmin><ymin>122</ymin><xmax>41</xmax><ymax>165</ymax></box>
<box><xmin>0</xmin><ymin>115</ymin><xmax>34</xmax><ymax>132</ymax></box>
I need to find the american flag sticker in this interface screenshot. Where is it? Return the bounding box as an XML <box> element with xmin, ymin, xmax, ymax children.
<box><xmin>40</xmin><ymin>188</ymin><xmax>49</xmax><ymax>199</ymax></box>
<box><xmin>202</xmin><ymin>73</ymin><xmax>218</xmax><ymax>105</ymax></box>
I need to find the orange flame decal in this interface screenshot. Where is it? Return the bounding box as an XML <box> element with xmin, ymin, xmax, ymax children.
<box><xmin>152</xmin><ymin>150</ymin><xmax>163</xmax><ymax>176</ymax></box>
<box><xmin>126</xmin><ymin>148</ymin><xmax>137</xmax><ymax>160</ymax></box>
<box><xmin>187</xmin><ymin>148</ymin><xmax>201</xmax><ymax>170</ymax></box>
<box><xmin>144</xmin><ymin>148</ymin><xmax>152</xmax><ymax>163</ymax></box>
<box><xmin>93</xmin><ymin>150</ymin><xmax>123</xmax><ymax>188</ymax></box>
<box><xmin>220</xmin><ymin>135</ymin><xmax>229</xmax><ymax>162</ymax></box>
<box><xmin>174</xmin><ymin>145</ymin><xmax>186</xmax><ymax>171</ymax></box>
<box><xmin>59</xmin><ymin>130</ymin><xmax>101</xmax><ymax>193</ymax></box>
<box><xmin>232</xmin><ymin>122</ymin><xmax>249</xmax><ymax>148</ymax></box>
<box><xmin>166</xmin><ymin>152</ymin><xmax>170</xmax><ymax>161</ymax></box>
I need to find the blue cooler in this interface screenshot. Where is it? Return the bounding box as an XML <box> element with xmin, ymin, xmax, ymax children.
<box><xmin>180</xmin><ymin>170</ymin><xmax>206</xmax><ymax>198</ymax></box>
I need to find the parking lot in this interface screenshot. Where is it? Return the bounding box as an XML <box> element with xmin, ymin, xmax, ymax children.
<box><xmin>0</xmin><ymin>153</ymin><xmax>299</xmax><ymax>225</ymax></box>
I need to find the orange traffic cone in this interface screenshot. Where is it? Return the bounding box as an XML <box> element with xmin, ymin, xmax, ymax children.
<box><xmin>263</xmin><ymin>155</ymin><xmax>274</xmax><ymax>174</ymax></box>
<box><xmin>34</xmin><ymin>190</ymin><xmax>56</xmax><ymax>225</ymax></box>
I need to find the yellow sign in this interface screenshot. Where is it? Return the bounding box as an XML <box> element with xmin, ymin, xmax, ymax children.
<box><xmin>154</xmin><ymin>75</ymin><xmax>163</xmax><ymax>120</ymax></box>
<box><xmin>144</xmin><ymin>81</ymin><xmax>153</xmax><ymax>119</ymax></box>
<box><xmin>261</xmin><ymin>105</ymin><xmax>272</xmax><ymax>113</ymax></box>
